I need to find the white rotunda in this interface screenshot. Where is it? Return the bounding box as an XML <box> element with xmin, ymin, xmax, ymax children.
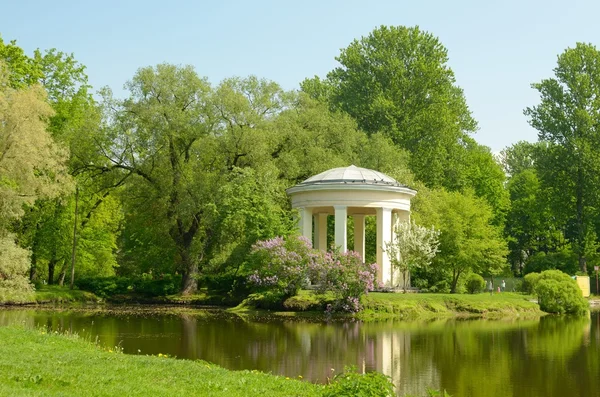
<box><xmin>286</xmin><ymin>165</ymin><xmax>417</xmax><ymax>287</ymax></box>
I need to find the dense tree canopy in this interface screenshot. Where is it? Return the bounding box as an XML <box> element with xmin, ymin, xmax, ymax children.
<box><xmin>525</xmin><ymin>42</ymin><xmax>600</xmax><ymax>274</ymax></box>
<box><xmin>3</xmin><ymin>30</ymin><xmax>598</xmax><ymax>299</ymax></box>
<box><xmin>0</xmin><ymin>60</ymin><xmax>71</xmax><ymax>298</ymax></box>
<box><xmin>413</xmin><ymin>188</ymin><xmax>508</xmax><ymax>293</ymax></box>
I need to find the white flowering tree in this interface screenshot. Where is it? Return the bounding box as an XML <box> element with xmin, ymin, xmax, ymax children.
<box><xmin>386</xmin><ymin>221</ymin><xmax>440</xmax><ymax>291</ymax></box>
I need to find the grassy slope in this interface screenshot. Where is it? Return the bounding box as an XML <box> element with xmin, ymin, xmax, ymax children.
<box><xmin>1</xmin><ymin>285</ymin><xmax>100</xmax><ymax>306</ymax></box>
<box><xmin>360</xmin><ymin>292</ymin><xmax>542</xmax><ymax>320</ymax></box>
<box><xmin>34</xmin><ymin>285</ymin><xmax>101</xmax><ymax>304</ymax></box>
<box><xmin>0</xmin><ymin>326</ymin><xmax>319</xmax><ymax>397</ymax></box>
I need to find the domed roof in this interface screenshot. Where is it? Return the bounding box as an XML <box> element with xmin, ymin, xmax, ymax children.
<box><xmin>299</xmin><ymin>165</ymin><xmax>406</xmax><ymax>187</ymax></box>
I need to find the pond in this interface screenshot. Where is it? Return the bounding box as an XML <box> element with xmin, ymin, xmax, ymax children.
<box><xmin>1</xmin><ymin>307</ymin><xmax>599</xmax><ymax>397</ymax></box>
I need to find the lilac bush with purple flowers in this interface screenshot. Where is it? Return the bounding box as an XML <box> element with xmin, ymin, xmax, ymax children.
<box><xmin>246</xmin><ymin>235</ymin><xmax>313</xmax><ymax>297</ymax></box>
<box><xmin>246</xmin><ymin>235</ymin><xmax>378</xmax><ymax>313</ymax></box>
<box><xmin>309</xmin><ymin>249</ymin><xmax>379</xmax><ymax>313</ymax></box>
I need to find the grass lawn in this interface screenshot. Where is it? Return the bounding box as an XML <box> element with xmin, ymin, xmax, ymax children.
<box><xmin>1</xmin><ymin>285</ymin><xmax>101</xmax><ymax>306</ymax></box>
<box><xmin>34</xmin><ymin>285</ymin><xmax>101</xmax><ymax>304</ymax></box>
<box><xmin>0</xmin><ymin>325</ymin><xmax>320</xmax><ymax>397</ymax></box>
<box><xmin>360</xmin><ymin>292</ymin><xmax>542</xmax><ymax>320</ymax></box>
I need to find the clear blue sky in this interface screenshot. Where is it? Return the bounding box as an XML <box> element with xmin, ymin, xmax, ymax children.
<box><xmin>2</xmin><ymin>0</ymin><xmax>599</xmax><ymax>152</ymax></box>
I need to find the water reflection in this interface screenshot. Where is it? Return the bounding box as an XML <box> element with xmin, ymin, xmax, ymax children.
<box><xmin>0</xmin><ymin>308</ymin><xmax>598</xmax><ymax>397</ymax></box>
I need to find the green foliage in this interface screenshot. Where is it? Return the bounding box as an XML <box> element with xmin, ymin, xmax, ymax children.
<box><xmin>268</xmin><ymin>93</ymin><xmax>365</xmax><ymax>184</ymax></box>
<box><xmin>323</xmin><ymin>26</ymin><xmax>476</xmax><ymax>190</ymax></box>
<box><xmin>75</xmin><ymin>274</ymin><xmax>181</xmax><ymax>298</ymax></box>
<box><xmin>521</xmin><ymin>272</ymin><xmax>541</xmax><ymax>295</ymax></box>
<box><xmin>282</xmin><ymin>291</ymin><xmax>333</xmax><ymax>311</ymax></box>
<box><xmin>525</xmin><ymin>249</ymin><xmax>579</xmax><ymax>275</ymax></box>
<box><xmin>413</xmin><ymin>188</ymin><xmax>508</xmax><ymax>293</ymax></box>
<box><xmin>132</xmin><ymin>274</ymin><xmax>181</xmax><ymax>297</ymax></box>
<box><xmin>0</xmin><ymin>37</ymin><xmax>42</xmax><ymax>88</ymax></box>
<box><xmin>525</xmin><ymin>43</ymin><xmax>600</xmax><ymax>274</ymax></box>
<box><xmin>205</xmin><ymin>166</ymin><xmax>294</xmax><ymax>273</ymax></box>
<box><xmin>465</xmin><ymin>274</ymin><xmax>485</xmax><ymax>294</ymax></box>
<box><xmin>535</xmin><ymin>270</ymin><xmax>588</xmax><ymax>315</ymax></box>
<box><xmin>323</xmin><ymin>366</ymin><xmax>395</xmax><ymax>397</ymax></box>
<box><xmin>75</xmin><ymin>276</ymin><xmax>130</xmax><ymax>298</ymax></box>
<box><xmin>201</xmin><ymin>272</ymin><xmax>250</xmax><ymax>298</ymax></box>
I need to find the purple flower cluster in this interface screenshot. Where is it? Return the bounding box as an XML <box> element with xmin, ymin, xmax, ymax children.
<box><xmin>248</xmin><ymin>271</ymin><xmax>279</xmax><ymax>287</ymax></box>
<box><xmin>247</xmin><ymin>236</ymin><xmax>379</xmax><ymax>313</ymax></box>
<box><xmin>247</xmin><ymin>236</ymin><xmax>313</xmax><ymax>295</ymax></box>
<box><xmin>309</xmin><ymin>250</ymin><xmax>378</xmax><ymax>313</ymax></box>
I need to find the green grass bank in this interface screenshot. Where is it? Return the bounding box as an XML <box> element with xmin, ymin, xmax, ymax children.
<box><xmin>359</xmin><ymin>292</ymin><xmax>543</xmax><ymax>320</ymax></box>
<box><xmin>1</xmin><ymin>286</ymin><xmax>545</xmax><ymax>321</ymax></box>
<box><xmin>0</xmin><ymin>285</ymin><xmax>101</xmax><ymax>306</ymax></box>
<box><xmin>0</xmin><ymin>325</ymin><xmax>320</xmax><ymax>397</ymax></box>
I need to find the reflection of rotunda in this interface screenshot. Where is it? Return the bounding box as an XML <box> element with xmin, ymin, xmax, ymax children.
<box><xmin>286</xmin><ymin>165</ymin><xmax>417</xmax><ymax>286</ymax></box>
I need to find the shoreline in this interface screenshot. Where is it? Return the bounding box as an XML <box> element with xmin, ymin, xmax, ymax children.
<box><xmin>1</xmin><ymin>289</ymin><xmax>557</xmax><ymax>321</ymax></box>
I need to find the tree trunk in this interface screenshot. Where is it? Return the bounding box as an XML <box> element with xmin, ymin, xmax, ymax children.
<box><xmin>57</xmin><ymin>260</ymin><xmax>67</xmax><ymax>286</ymax></box>
<box><xmin>70</xmin><ymin>186</ymin><xmax>79</xmax><ymax>290</ymax></box>
<box><xmin>48</xmin><ymin>259</ymin><xmax>56</xmax><ymax>285</ymax></box>
<box><xmin>181</xmin><ymin>253</ymin><xmax>199</xmax><ymax>295</ymax></box>
<box><xmin>29</xmin><ymin>252</ymin><xmax>37</xmax><ymax>282</ymax></box>
<box><xmin>575</xmin><ymin>166</ymin><xmax>587</xmax><ymax>274</ymax></box>
<box><xmin>450</xmin><ymin>269</ymin><xmax>461</xmax><ymax>293</ymax></box>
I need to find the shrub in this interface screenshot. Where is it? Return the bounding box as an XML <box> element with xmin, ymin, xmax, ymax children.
<box><xmin>132</xmin><ymin>273</ymin><xmax>181</xmax><ymax>296</ymax></box>
<box><xmin>535</xmin><ymin>270</ymin><xmax>588</xmax><ymax>315</ymax></box>
<box><xmin>521</xmin><ymin>272</ymin><xmax>540</xmax><ymax>295</ymax></box>
<box><xmin>323</xmin><ymin>366</ymin><xmax>395</xmax><ymax>397</ymax></box>
<box><xmin>245</xmin><ymin>236</ymin><xmax>378</xmax><ymax>313</ymax></box>
<box><xmin>76</xmin><ymin>274</ymin><xmax>181</xmax><ymax>298</ymax></box>
<box><xmin>309</xmin><ymin>250</ymin><xmax>378</xmax><ymax>313</ymax></box>
<box><xmin>75</xmin><ymin>277</ymin><xmax>130</xmax><ymax>298</ymax></box>
<box><xmin>245</xmin><ymin>235</ymin><xmax>313</xmax><ymax>297</ymax></box>
<box><xmin>0</xmin><ymin>235</ymin><xmax>35</xmax><ymax>303</ymax></box>
<box><xmin>465</xmin><ymin>274</ymin><xmax>485</xmax><ymax>294</ymax></box>
<box><xmin>201</xmin><ymin>273</ymin><xmax>250</xmax><ymax>299</ymax></box>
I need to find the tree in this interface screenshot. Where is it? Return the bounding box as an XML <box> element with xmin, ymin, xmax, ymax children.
<box><xmin>314</xmin><ymin>25</ymin><xmax>477</xmax><ymax>190</ymax></box>
<box><xmin>386</xmin><ymin>220</ymin><xmax>440</xmax><ymax>291</ymax></box>
<box><xmin>267</xmin><ymin>93</ymin><xmax>366</xmax><ymax>184</ymax></box>
<box><xmin>413</xmin><ymin>188</ymin><xmax>508</xmax><ymax>293</ymax></box>
<box><xmin>0</xmin><ymin>62</ymin><xmax>71</xmax><ymax>227</ymax></box>
<box><xmin>498</xmin><ymin>140</ymin><xmax>539</xmax><ymax>177</ymax></box>
<box><xmin>94</xmin><ymin>64</ymin><xmax>215</xmax><ymax>294</ymax></box>
<box><xmin>2</xmin><ymin>39</ymin><xmax>122</xmax><ymax>286</ymax></box>
<box><xmin>461</xmin><ymin>138</ymin><xmax>509</xmax><ymax>224</ymax></box>
<box><xmin>203</xmin><ymin>166</ymin><xmax>295</xmax><ymax>275</ymax></box>
<box><xmin>0</xmin><ymin>61</ymin><xmax>71</xmax><ymax>297</ymax></box>
<box><xmin>0</xmin><ymin>37</ymin><xmax>42</xmax><ymax>88</ymax></box>
<box><xmin>525</xmin><ymin>43</ymin><xmax>600</xmax><ymax>274</ymax></box>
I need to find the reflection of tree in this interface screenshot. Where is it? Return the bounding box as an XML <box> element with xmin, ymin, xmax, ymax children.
<box><xmin>526</xmin><ymin>316</ymin><xmax>589</xmax><ymax>360</ymax></box>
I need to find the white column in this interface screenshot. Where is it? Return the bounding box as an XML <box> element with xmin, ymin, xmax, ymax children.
<box><xmin>315</xmin><ymin>213</ymin><xmax>328</xmax><ymax>251</ymax></box>
<box><xmin>353</xmin><ymin>214</ymin><xmax>366</xmax><ymax>261</ymax></box>
<box><xmin>298</xmin><ymin>207</ymin><xmax>313</xmax><ymax>241</ymax></box>
<box><xmin>376</xmin><ymin>207</ymin><xmax>393</xmax><ymax>286</ymax></box>
<box><xmin>334</xmin><ymin>205</ymin><xmax>347</xmax><ymax>253</ymax></box>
